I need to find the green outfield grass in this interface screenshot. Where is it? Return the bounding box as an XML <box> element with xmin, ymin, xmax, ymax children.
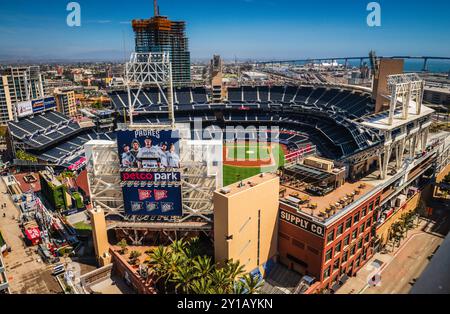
<box><xmin>225</xmin><ymin>142</ymin><xmax>271</xmax><ymax>161</ymax></box>
<box><xmin>223</xmin><ymin>142</ymin><xmax>286</xmax><ymax>186</ymax></box>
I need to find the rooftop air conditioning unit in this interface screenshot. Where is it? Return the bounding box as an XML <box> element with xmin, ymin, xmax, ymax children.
<box><xmin>220</xmin><ymin>187</ymin><xmax>231</xmax><ymax>194</ymax></box>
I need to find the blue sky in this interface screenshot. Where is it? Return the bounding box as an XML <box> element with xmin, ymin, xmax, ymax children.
<box><xmin>0</xmin><ymin>0</ymin><xmax>449</xmax><ymax>61</ymax></box>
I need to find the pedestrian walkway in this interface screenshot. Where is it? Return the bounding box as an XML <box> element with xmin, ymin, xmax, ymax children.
<box><xmin>336</xmin><ymin>220</ymin><xmax>429</xmax><ymax>294</ymax></box>
<box><xmin>0</xmin><ymin>178</ymin><xmax>62</xmax><ymax>293</ymax></box>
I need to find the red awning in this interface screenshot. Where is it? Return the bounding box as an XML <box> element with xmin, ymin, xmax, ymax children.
<box><xmin>25</xmin><ymin>227</ymin><xmax>41</xmax><ymax>241</ymax></box>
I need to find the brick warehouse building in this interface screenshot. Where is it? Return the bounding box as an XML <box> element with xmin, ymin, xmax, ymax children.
<box><xmin>278</xmin><ymin>182</ymin><xmax>382</xmax><ymax>293</ymax></box>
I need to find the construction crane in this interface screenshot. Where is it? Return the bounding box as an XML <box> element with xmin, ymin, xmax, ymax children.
<box><xmin>154</xmin><ymin>0</ymin><xmax>160</xmax><ymax>16</ymax></box>
<box><xmin>369</xmin><ymin>50</ymin><xmax>379</xmax><ymax>77</ymax></box>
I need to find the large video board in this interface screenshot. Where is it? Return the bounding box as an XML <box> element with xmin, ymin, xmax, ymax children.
<box><xmin>117</xmin><ymin>129</ymin><xmax>183</xmax><ymax>216</ymax></box>
<box><xmin>121</xmin><ymin>185</ymin><xmax>183</xmax><ymax>216</ymax></box>
<box><xmin>117</xmin><ymin>130</ymin><xmax>181</xmax><ymax>169</ymax></box>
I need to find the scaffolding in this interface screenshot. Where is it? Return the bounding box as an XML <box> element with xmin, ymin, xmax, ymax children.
<box><xmin>85</xmin><ymin>135</ymin><xmax>222</xmax><ymax>242</ymax></box>
<box><xmin>125</xmin><ymin>52</ymin><xmax>174</xmax><ymax>128</ymax></box>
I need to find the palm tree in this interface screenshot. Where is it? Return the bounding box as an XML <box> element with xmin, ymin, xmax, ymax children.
<box><xmin>223</xmin><ymin>259</ymin><xmax>245</xmax><ymax>283</ymax></box>
<box><xmin>171</xmin><ymin>265</ymin><xmax>195</xmax><ymax>294</ymax></box>
<box><xmin>185</xmin><ymin>237</ymin><xmax>203</xmax><ymax>258</ymax></box>
<box><xmin>129</xmin><ymin>250</ymin><xmax>142</xmax><ymax>265</ymax></box>
<box><xmin>191</xmin><ymin>277</ymin><xmax>214</xmax><ymax>294</ymax></box>
<box><xmin>241</xmin><ymin>274</ymin><xmax>264</xmax><ymax>294</ymax></box>
<box><xmin>210</xmin><ymin>268</ymin><xmax>233</xmax><ymax>293</ymax></box>
<box><xmin>164</xmin><ymin>252</ymin><xmax>186</xmax><ymax>293</ymax></box>
<box><xmin>170</xmin><ymin>239</ymin><xmax>187</xmax><ymax>255</ymax></box>
<box><xmin>117</xmin><ymin>239</ymin><xmax>128</xmax><ymax>255</ymax></box>
<box><xmin>147</xmin><ymin>246</ymin><xmax>171</xmax><ymax>292</ymax></box>
<box><xmin>232</xmin><ymin>281</ymin><xmax>246</xmax><ymax>294</ymax></box>
<box><xmin>192</xmin><ymin>255</ymin><xmax>213</xmax><ymax>279</ymax></box>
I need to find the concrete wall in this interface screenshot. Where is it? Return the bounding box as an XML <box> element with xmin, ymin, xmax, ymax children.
<box><xmin>214</xmin><ymin>174</ymin><xmax>279</xmax><ymax>276</ymax></box>
<box><xmin>373</xmin><ymin>59</ymin><xmax>404</xmax><ymax>113</ymax></box>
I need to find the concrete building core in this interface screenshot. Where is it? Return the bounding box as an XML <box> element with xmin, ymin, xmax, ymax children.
<box><xmin>89</xmin><ymin>206</ymin><xmax>111</xmax><ymax>267</ymax></box>
<box><xmin>132</xmin><ymin>0</ymin><xmax>191</xmax><ymax>87</ymax></box>
<box><xmin>213</xmin><ymin>173</ymin><xmax>280</xmax><ymax>277</ymax></box>
<box><xmin>373</xmin><ymin>59</ymin><xmax>405</xmax><ymax>113</ymax></box>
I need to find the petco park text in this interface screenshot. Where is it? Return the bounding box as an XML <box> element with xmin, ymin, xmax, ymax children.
<box><xmin>121</xmin><ymin>171</ymin><xmax>181</xmax><ymax>182</ymax></box>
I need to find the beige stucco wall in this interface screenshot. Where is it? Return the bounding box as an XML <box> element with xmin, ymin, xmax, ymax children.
<box><xmin>90</xmin><ymin>207</ymin><xmax>111</xmax><ymax>266</ymax></box>
<box><xmin>214</xmin><ymin>174</ymin><xmax>280</xmax><ymax>275</ymax></box>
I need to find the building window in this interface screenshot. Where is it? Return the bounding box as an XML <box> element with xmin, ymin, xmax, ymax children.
<box><xmin>352</xmin><ymin>230</ymin><xmax>358</xmax><ymax>240</ymax></box>
<box><xmin>361</xmin><ymin>207</ymin><xmax>367</xmax><ymax>217</ymax></box>
<box><xmin>336</xmin><ymin>224</ymin><xmax>344</xmax><ymax>236</ymax></box>
<box><xmin>344</xmin><ymin>235</ymin><xmax>350</xmax><ymax>247</ymax></box>
<box><xmin>359</xmin><ymin>224</ymin><xmax>365</xmax><ymax>234</ymax></box>
<box><xmin>325</xmin><ymin>249</ymin><xmax>333</xmax><ymax>262</ymax></box>
<box><xmin>333</xmin><ymin>258</ymin><xmax>340</xmax><ymax>271</ymax></box>
<box><xmin>354</xmin><ymin>213</ymin><xmax>360</xmax><ymax>223</ymax></box>
<box><xmin>279</xmin><ymin>232</ymin><xmax>290</xmax><ymax>240</ymax></box>
<box><xmin>350</xmin><ymin>246</ymin><xmax>356</xmax><ymax>256</ymax></box>
<box><xmin>368</xmin><ymin>203</ymin><xmax>374</xmax><ymax>212</ymax></box>
<box><xmin>327</xmin><ymin>230</ymin><xmax>335</xmax><ymax>243</ymax></box>
<box><xmin>366</xmin><ymin>218</ymin><xmax>372</xmax><ymax>229</ymax></box>
<box><xmin>323</xmin><ymin>266</ymin><xmax>331</xmax><ymax>279</ymax></box>
<box><xmin>375</xmin><ymin>198</ymin><xmax>380</xmax><ymax>207</ymax></box>
<box><xmin>364</xmin><ymin>233</ymin><xmax>370</xmax><ymax>244</ymax></box>
<box><xmin>342</xmin><ymin>251</ymin><xmax>349</xmax><ymax>263</ymax></box>
<box><xmin>355</xmin><ymin>256</ymin><xmax>361</xmax><ymax>268</ymax></box>
<box><xmin>358</xmin><ymin>239</ymin><xmax>363</xmax><ymax>249</ymax></box>
<box><xmin>292</xmin><ymin>239</ymin><xmax>305</xmax><ymax>249</ymax></box>
<box><xmin>335</xmin><ymin>241</ymin><xmax>342</xmax><ymax>254</ymax></box>
<box><xmin>308</xmin><ymin>246</ymin><xmax>319</xmax><ymax>255</ymax></box>
<box><xmin>345</xmin><ymin>217</ymin><xmax>352</xmax><ymax>230</ymax></box>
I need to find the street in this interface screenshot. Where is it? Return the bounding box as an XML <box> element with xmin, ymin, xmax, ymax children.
<box><xmin>0</xmin><ymin>178</ymin><xmax>62</xmax><ymax>294</ymax></box>
<box><xmin>338</xmin><ymin>206</ymin><xmax>450</xmax><ymax>294</ymax></box>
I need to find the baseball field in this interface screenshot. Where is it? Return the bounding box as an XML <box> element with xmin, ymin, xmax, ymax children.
<box><xmin>222</xmin><ymin>141</ymin><xmax>286</xmax><ymax>186</ymax></box>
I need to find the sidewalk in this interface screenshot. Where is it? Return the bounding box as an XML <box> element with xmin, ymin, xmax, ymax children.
<box><xmin>336</xmin><ymin>220</ymin><xmax>428</xmax><ymax>294</ymax></box>
<box><xmin>0</xmin><ymin>178</ymin><xmax>62</xmax><ymax>293</ymax></box>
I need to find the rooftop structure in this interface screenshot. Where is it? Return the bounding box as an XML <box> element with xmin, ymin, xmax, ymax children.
<box><xmin>214</xmin><ymin>173</ymin><xmax>279</xmax><ymax>276</ymax></box>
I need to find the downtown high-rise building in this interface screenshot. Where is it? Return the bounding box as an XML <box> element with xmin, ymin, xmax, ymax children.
<box><xmin>0</xmin><ymin>66</ymin><xmax>46</xmax><ymax>125</ymax></box>
<box><xmin>132</xmin><ymin>0</ymin><xmax>191</xmax><ymax>86</ymax></box>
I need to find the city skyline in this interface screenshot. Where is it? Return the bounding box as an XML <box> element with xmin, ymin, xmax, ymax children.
<box><xmin>1</xmin><ymin>0</ymin><xmax>450</xmax><ymax>62</ymax></box>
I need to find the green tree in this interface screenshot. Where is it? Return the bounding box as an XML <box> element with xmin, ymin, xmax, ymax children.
<box><xmin>129</xmin><ymin>251</ymin><xmax>142</xmax><ymax>265</ymax></box>
<box><xmin>117</xmin><ymin>239</ymin><xmax>128</xmax><ymax>255</ymax></box>
<box><xmin>191</xmin><ymin>277</ymin><xmax>214</xmax><ymax>294</ymax></box>
<box><xmin>241</xmin><ymin>274</ymin><xmax>264</xmax><ymax>294</ymax></box>
<box><xmin>192</xmin><ymin>256</ymin><xmax>213</xmax><ymax>278</ymax></box>
<box><xmin>145</xmin><ymin>238</ymin><xmax>263</xmax><ymax>295</ymax></box>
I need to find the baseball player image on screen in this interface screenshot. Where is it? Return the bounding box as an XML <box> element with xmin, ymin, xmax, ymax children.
<box><xmin>121</xmin><ymin>144</ymin><xmax>136</xmax><ymax>168</ymax></box>
<box><xmin>137</xmin><ymin>137</ymin><xmax>161</xmax><ymax>168</ymax></box>
<box><xmin>166</xmin><ymin>143</ymin><xmax>180</xmax><ymax>168</ymax></box>
<box><xmin>130</xmin><ymin>140</ymin><xmax>141</xmax><ymax>168</ymax></box>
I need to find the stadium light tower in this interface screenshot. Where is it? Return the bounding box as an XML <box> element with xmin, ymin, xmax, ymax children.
<box><xmin>386</xmin><ymin>73</ymin><xmax>425</xmax><ymax>125</ymax></box>
<box><xmin>124</xmin><ymin>52</ymin><xmax>175</xmax><ymax>129</ymax></box>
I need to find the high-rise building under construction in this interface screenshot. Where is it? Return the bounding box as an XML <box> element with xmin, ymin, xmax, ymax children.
<box><xmin>132</xmin><ymin>0</ymin><xmax>191</xmax><ymax>86</ymax></box>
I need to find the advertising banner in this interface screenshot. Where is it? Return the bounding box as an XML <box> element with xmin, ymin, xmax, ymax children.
<box><xmin>68</xmin><ymin>157</ymin><xmax>87</xmax><ymax>171</ymax></box>
<box><xmin>117</xmin><ymin>129</ymin><xmax>183</xmax><ymax>216</ymax></box>
<box><xmin>117</xmin><ymin>129</ymin><xmax>181</xmax><ymax>169</ymax></box>
<box><xmin>120</xmin><ymin>171</ymin><xmax>181</xmax><ymax>183</ymax></box>
<box><xmin>122</xmin><ymin>185</ymin><xmax>183</xmax><ymax>216</ymax></box>
<box><xmin>32</xmin><ymin>98</ymin><xmax>45</xmax><ymax>113</ymax></box>
<box><xmin>16</xmin><ymin>101</ymin><xmax>33</xmax><ymax>118</ymax></box>
<box><xmin>44</xmin><ymin>96</ymin><xmax>56</xmax><ymax>110</ymax></box>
